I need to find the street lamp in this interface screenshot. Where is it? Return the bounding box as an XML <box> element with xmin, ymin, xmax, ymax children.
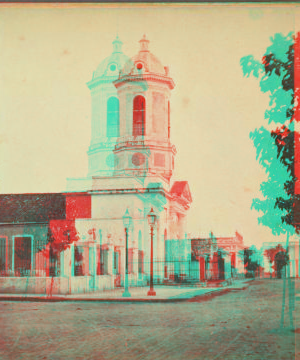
<box><xmin>147</xmin><ymin>207</ymin><xmax>157</xmax><ymax>296</ymax></box>
<box><xmin>122</xmin><ymin>208</ymin><xmax>132</xmax><ymax>297</ymax></box>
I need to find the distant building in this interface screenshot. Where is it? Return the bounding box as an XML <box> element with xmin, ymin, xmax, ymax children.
<box><xmin>215</xmin><ymin>232</ymin><xmax>245</xmax><ymax>274</ymax></box>
<box><xmin>261</xmin><ymin>240</ymin><xmax>300</xmax><ymax>278</ymax></box>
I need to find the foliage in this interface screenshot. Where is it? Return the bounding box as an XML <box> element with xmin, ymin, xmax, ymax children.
<box><xmin>244</xmin><ymin>246</ymin><xmax>262</xmax><ymax>275</ymax></box>
<box><xmin>40</xmin><ymin>220</ymin><xmax>79</xmax><ymax>260</ymax></box>
<box><xmin>240</xmin><ymin>32</ymin><xmax>297</xmax><ymax>235</ymax></box>
<box><xmin>264</xmin><ymin>244</ymin><xmax>289</xmax><ymax>278</ymax></box>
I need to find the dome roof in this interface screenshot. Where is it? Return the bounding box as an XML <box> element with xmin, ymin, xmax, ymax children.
<box><xmin>121</xmin><ymin>35</ymin><xmax>169</xmax><ymax>77</ymax></box>
<box><xmin>92</xmin><ymin>36</ymin><xmax>130</xmax><ymax>79</ymax></box>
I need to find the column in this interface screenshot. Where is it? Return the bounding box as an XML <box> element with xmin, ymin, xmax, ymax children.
<box><xmin>60</xmin><ymin>246</ymin><xmax>72</xmax><ymax>294</ymax></box>
<box><xmin>93</xmin><ymin>244</ymin><xmax>97</xmax><ymax>276</ymax></box>
<box><xmin>71</xmin><ymin>244</ymin><xmax>75</xmax><ymax>277</ymax></box>
<box><xmin>88</xmin><ymin>244</ymin><xmax>96</xmax><ymax>291</ymax></box>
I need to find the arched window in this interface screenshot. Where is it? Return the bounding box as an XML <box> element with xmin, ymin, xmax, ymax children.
<box><xmin>133</xmin><ymin>95</ymin><xmax>145</xmax><ymax>136</ymax></box>
<box><xmin>107</xmin><ymin>97</ymin><xmax>120</xmax><ymax>137</ymax></box>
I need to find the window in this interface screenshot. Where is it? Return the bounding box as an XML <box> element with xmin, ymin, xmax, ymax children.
<box><xmin>74</xmin><ymin>245</ymin><xmax>84</xmax><ymax>276</ymax></box>
<box><xmin>138</xmin><ymin>251</ymin><xmax>144</xmax><ymax>274</ymax></box>
<box><xmin>0</xmin><ymin>237</ymin><xmax>7</xmax><ymax>273</ymax></box>
<box><xmin>14</xmin><ymin>236</ymin><xmax>31</xmax><ymax>277</ymax></box>
<box><xmin>133</xmin><ymin>95</ymin><xmax>145</xmax><ymax>136</ymax></box>
<box><xmin>128</xmin><ymin>249</ymin><xmax>133</xmax><ymax>274</ymax></box>
<box><xmin>107</xmin><ymin>97</ymin><xmax>120</xmax><ymax>137</ymax></box>
<box><xmin>99</xmin><ymin>246</ymin><xmax>108</xmax><ymax>275</ymax></box>
<box><xmin>114</xmin><ymin>251</ymin><xmax>120</xmax><ymax>275</ymax></box>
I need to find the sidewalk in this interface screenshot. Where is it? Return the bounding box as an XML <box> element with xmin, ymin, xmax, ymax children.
<box><xmin>0</xmin><ymin>279</ymin><xmax>251</xmax><ymax>302</ymax></box>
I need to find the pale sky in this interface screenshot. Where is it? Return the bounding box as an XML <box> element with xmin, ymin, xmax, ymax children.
<box><xmin>0</xmin><ymin>4</ymin><xmax>299</xmax><ymax>247</ymax></box>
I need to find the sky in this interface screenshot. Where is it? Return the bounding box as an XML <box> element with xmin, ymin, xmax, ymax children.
<box><xmin>0</xmin><ymin>4</ymin><xmax>299</xmax><ymax>247</ymax></box>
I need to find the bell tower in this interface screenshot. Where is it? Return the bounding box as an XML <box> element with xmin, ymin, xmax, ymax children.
<box><xmin>86</xmin><ymin>36</ymin><xmax>130</xmax><ymax>177</ymax></box>
<box><xmin>112</xmin><ymin>35</ymin><xmax>177</xmax><ymax>186</ymax></box>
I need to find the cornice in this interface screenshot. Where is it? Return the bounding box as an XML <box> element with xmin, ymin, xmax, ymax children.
<box><xmin>114</xmin><ymin>74</ymin><xmax>175</xmax><ymax>90</ymax></box>
<box><xmin>87</xmin><ymin>75</ymin><xmax>120</xmax><ymax>90</ymax></box>
<box><xmin>114</xmin><ymin>139</ymin><xmax>177</xmax><ymax>155</ymax></box>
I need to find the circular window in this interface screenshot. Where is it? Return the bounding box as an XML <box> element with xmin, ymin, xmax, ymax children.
<box><xmin>136</xmin><ymin>63</ymin><xmax>143</xmax><ymax>70</ymax></box>
<box><xmin>132</xmin><ymin>153</ymin><xmax>145</xmax><ymax>166</ymax></box>
<box><xmin>110</xmin><ymin>64</ymin><xmax>117</xmax><ymax>71</ymax></box>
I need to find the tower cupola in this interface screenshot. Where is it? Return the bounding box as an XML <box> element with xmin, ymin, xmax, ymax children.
<box><xmin>86</xmin><ymin>37</ymin><xmax>130</xmax><ymax>177</ymax></box>
<box><xmin>112</xmin><ymin>36</ymin><xmax>177</xmax><ymax>185</ymax></box>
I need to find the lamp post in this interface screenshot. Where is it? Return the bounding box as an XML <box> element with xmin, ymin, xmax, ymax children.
<box><xmin>122</xmin><ymin>208</ymin><xmax>132</xmax><ymax>297</ymax></box>
<box><xmin>147</xmin><ymin>207</ymin><xmax>157</xmax><ymax>296</ymax></box>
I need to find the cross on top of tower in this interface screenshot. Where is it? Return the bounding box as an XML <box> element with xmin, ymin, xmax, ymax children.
<box><xmin>112</xmin><ymin>35</ymin><xmax>123</xmax><ymax>53</ymax></box>
<box><xmin>139</xmin><ymin>34</ymin><xmax>150</xmax><ymax>52</ymax></box>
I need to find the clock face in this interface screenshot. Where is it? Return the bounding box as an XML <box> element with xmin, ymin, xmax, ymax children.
<box><xmin>132</xmin><ymin>152</ymin><xmax>145</xmax><ymax>167</ymax></box>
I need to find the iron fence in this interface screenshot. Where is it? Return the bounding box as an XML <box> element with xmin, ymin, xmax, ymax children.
<box><xmin>125</xmin><ymin>259</ymin><xmax>228</xmax><ymax>286</ymax></box>
<box><xmin>0</xmin><ymin>238</ymin><xmax>235</xmax><ymax>284</ymax></box>
<box><xmin>0</xmin><ymin>237</ymin><xmax>60</xmax><ymax>277</ymax></box>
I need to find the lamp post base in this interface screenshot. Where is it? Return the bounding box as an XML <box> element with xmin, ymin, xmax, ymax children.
<box><xmin>147</xmin><ymin>289</ymin><xmax>156</xmax><ymax>296</ymax></box>
<box><xmin>122</xmin><ymin>289</ymin><xmax>131</xmax><ymax>298</ymax></box>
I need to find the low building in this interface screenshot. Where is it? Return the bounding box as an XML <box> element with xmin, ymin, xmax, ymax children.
<box><xmin>215</xmin><ymin>232</ymin><xmax>245</xmax><ymax>275</ymax></box>
<box><xmin>261</xmin><ymin>240</ymin><xmax>300</xmax><ymax>278</ymax></box>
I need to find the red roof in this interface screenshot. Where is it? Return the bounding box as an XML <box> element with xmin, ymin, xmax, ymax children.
<box><xmin>170</xmin><ymin>181</ymin><xmax>192</xmax><ymax>203</ymax></box>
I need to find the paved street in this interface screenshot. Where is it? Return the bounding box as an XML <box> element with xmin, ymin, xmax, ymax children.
<box><xmin>0</xmin><ymin>279</ymin><xmax>299</xmax><ymax>360</ymax></box>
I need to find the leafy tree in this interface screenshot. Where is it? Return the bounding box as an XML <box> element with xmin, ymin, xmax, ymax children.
<box><xmin>240</xmin><ymin>32</ymin><xmax>297</xmax><ymax>235</ymax></box>
<box><xmin>244</xmin><ymin>245</ymin><xmax>262</xmax><ymax>277</ymax></box>
<box><xmin>264</xmin><ymin>244</ymin><xmax>289</xmax><ymax>278</ymax></box>
<box><xmin>39</xmin><ymin>220</ymin><xmax>79</xmax><ymax>297</ymax></box>
<box><xmin>241</xmin><ymin>33</ymin><xmax>297</xmax><ymax>329</ymax></box>
<box><xmin>274</xmin><ymin>250</ymin><xmax>289</xmax><ymax>278</ymax></box>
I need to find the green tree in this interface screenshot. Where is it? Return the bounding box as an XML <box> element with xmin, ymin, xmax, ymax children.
<box><xmin>244</xmin><ymin>245</ymin><xmax>262</xmax><ymax>277</ymax></box>
<box><xmin>241</xmin><ymin>31</ymin><xmax>298</xmax><ymax>330</ymax></box>
<box><xmin>240</xmin><ymin>32</ymin><xmax>296</xmax><ymax>235</ymax></box>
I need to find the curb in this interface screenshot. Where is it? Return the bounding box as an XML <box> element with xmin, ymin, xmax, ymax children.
<box><xmin>0</xmin><ymin>283</ymin><xmax>249</xmax><ymax>303</ymax></box>
<box><xmin>0</xmin><ymin>296</ymin><xmax>190</xmax><ymax>303</ymax></box>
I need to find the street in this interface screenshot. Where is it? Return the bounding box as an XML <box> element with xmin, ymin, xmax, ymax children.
<box><xmin>0</xmin><ymin>279</ymin><xmax>299</xmax><ymax>359</ymax></box>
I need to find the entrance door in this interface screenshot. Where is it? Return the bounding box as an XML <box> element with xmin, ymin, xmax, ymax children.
<box><xmin>218</xmin><ymin>257</ymin><xmax>225</xmax><ymax>280</ymax></box>
<box><xmin>199</xmin><ymin>257</ymin><xmax>205</xmax><ymax>281</ymax></box>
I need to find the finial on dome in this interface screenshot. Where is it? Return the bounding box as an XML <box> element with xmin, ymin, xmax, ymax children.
<box><xmin>139</xmin><ymin>34</ymin><xmax>150</xmax><ymax>52</ymax></box>
<box><xmin>112</xmin><ymin>35</ymin><xmax>123</xmax><ymax>53</ymax></box>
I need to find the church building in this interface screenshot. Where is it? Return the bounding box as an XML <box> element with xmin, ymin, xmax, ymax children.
<box><xmin>0</xmin><ymin>36</ymin><xmax>193</xmax><ymax>295</ymax></box>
